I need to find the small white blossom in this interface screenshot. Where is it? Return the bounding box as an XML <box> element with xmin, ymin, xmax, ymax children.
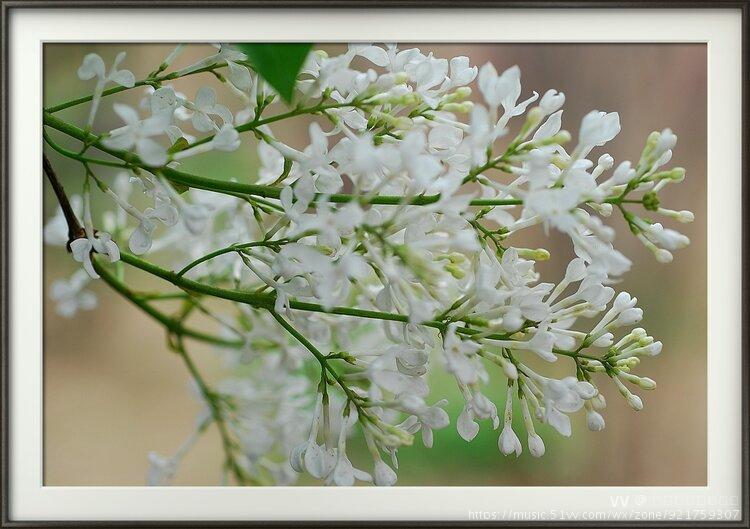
<box><xmin>77</xmin><ymin>52</ymin><xmax>135</xmax><ymax>127</ymax></box>
<box><xmin>50</xmin><ymin>270</ymin><xmax>97</xmax><ymax>317</ymax></box>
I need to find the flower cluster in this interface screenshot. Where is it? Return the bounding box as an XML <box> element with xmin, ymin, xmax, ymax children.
<box><xmin>43</xmin><ymin>43</ymin><xmax>694</xmax><ymax>486</ymax></box>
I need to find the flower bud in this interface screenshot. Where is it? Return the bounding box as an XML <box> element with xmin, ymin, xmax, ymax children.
<box><xmin>593</xmin><ymin>333</ymin><xmax>613</xmax><ymax>347</ymax></box>
<box><xmin>627</xmin><ymin>393</ymin><xmax>644</xmax><ymax>411</ymax></box>
<box><xmin>442</xmin><ymin>102</ymin><xmax>474</xmax><ymax>113</ymax></box>
<box><xmin>654</xmin><ymin>248</ymin><xmax>674</xmax><ymax>263</ymax></box>
<box><xmin>597</xmin><ymin>153</ymin><xmax>615</xmax><ymax>170</ymax></box>
<box><xmin>516</xmin><ymin>248</ymin><xmax>550</xmax><ymax>261</ymax></box>
<box><xmin>586</xmin><ymin>408</ymin><xmax>606</xmax><ymax>431</ymax></box>
<box><xmin>613</xmin><ymin>291</ymin><xmax>635</xmax><ymax>311</ymax></box>
<box><xmin>527</xmin><ymin>433</ymin><xmax>546</xmax><ymax>457</ymax></box>
<box><xmin>499</xmin><ymin>356</ymin><xmax>518</xmax><ymax>380</ymax></box>
<box><xmin>611</xmin><ymin>161</ymin><xmax>635</xmax><ymax>185</ymax></box>
<box><xmin>589</xmin><ymin>202</ymin><xmax>614</xmax><ymax>217</ymax></box>
<box><xmin>614</xmin><ymin>308</ymin><xmax>643</xmax><ymax>327</ymax></box>
<box><xmin>498</xmin><ymin>425</ymin><xmax>522</xmax><ymax>456</ymax></box>
<box><xmin>676</xmin><ymin>210</ymin><xmax>694</xmax><ymax>223</ymax></box>
<box><xmin>443</xmin><ymin>86</ymin><xmax>472</xmax><ymax>103</ymax></box>
<box><xmin>591</xmin><ymin>393</ymin><xmax>607</xmax><ymax>410</ymax></box>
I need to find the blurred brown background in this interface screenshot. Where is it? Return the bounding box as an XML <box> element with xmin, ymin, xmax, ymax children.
<box><xmin>43</xmin><ymin>43</ymin><xmax>707</xmax><ymax>486</ymax></box>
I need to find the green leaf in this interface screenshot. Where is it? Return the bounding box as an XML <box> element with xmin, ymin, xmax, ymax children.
<box><xmin>167</xmin><ymin>136</ymin><xmax>190</xmax><ymax>154</ymax></box>
<box><xmin>236</xmin><ymin>43</ymin><xmax>313</xmax><ymax>104</ymax></box>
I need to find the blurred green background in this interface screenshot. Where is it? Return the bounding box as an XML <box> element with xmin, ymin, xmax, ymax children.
<box><xmin>43</xmin><ymin>43</ymin><xmax>707</xmax><ymax>486</ymax></box>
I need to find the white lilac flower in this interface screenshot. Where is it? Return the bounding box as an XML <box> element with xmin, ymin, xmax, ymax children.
<box><xmin>257</xmin><ymin>140</ymin><xmax>286</xmax><ymax>185</ymax></box>
<box><xmin>442</xmin><ymin>323</ymin><xmax>484</xmax><ymax>386</ymax></box>
<box><xmin>50</xmin><ymin>270</ymin><xmax>97</xmax><ymax>317</ymax></box>
<box><xmin>77</xmin><ymin>52</ymin><xmax>135</xmax><ymax>128</ymax></box>
<box><xmin>578</xmin><ymin>110</ymin><xmax>621</xmax><ymax>154</ymax></box>
<box><xmin>446</xmin><ymin>56</ymin><xmax>478</xmax><ymax>88</ymax></box>
<box><xmin>45</xmin><ymin>44</ymin><xmax>694</xmax><ymax>485</ymax></box>
<box><xmin>70</xmin><ymin>232</ymin><xmax>120</xmax><ymax>279</ymax></box>
<box><xmin>128</xmin><ymin>198</ymin><xmax>180</xmax><ymax>255</ymax></box>
<box><xmin>498</xmin><ymin>385</ymin><xmax>522</xmax><ymax>457</ymax></box>
<box><xmin>71</xmin><ymin>186</ymin><xmax>120</xmax><ymax>279</ymax></box>
<box><xmin>290</xmin><ymin>392</ymin><xmax>336</xmax><ymax>480</ymax></box>
<box><xmin>103</xmin><ymin>104</ymin><xmax>170</xmax><ymax>166</ymax></box>
<box><xmin>404</xmin><ymin>53</ymin><xmax>448</xmax><ymax>108</ymax></box>
<box><xmin>397</xmin><ymin>396</ymin><xmax>449</xmax><ymax>448</ymax></box>
<box><xmin>477</xmin><ymin>63</ymin><xmax>538</xmax><ymax>128</ymax></box>
<box><xmin>325</xmin><ymin>404</ymin><xmax>372</xmax><ymax>486</ymax></box>
<box><xmin>187</xmin><ymin>86</ymin><xmax>234</xmax><ymax>132</ymax></box>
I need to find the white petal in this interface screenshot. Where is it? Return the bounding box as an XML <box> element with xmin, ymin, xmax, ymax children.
<box><xmin>137</xmin><ymin>139</ymin><xmax>168</xmax><ymax>167</ymax></box>
<box><xmin>357</xmin><ymin>46</ymin><xmax>390</xmax><ymax>67</ymax></box>
<box><xmin>304</xmin><ymin>443</ymin><xmax>332</xmax><ymax>479</ymax></box>
<box><xmin>146</xmin><ymin>202</ymin><xmax>179</xmax><ymax>227</ymax></box>
<box><xmin>112</xmin><ymin>103</ymin><xmax>140</xmax><ymax>125</ymax></box>
<box><xmin>289</xmin><ymin>443</ymin><xmax>306</xmax><ymax>473</ymax></box>
<box><xmin>109</xmin><ymin>68</ymin><xmax>135</xmax><ymax>88</ymax></box>
<box><xmin>70</xmin><ymin>238</ymin><xmax>92</xmax><ymax>263</ymax></box>
<box><xmin>421</xmin><ymin>426</ymin><xmax>434</xmax><ymax>448</ymax></box>
<box><xmin>129</xmin><ymin>221</ymin><xmax>155</xmax><ymax>255</ymax></box>
<box><xmin>81</xmin><ymin>253</ymin><xmax>99</xmax><ymax>279</ymax></box>
<box><xmin>533</xmin><ymin>110</ymin><xmax>563</xmax><ymax>142</ymax></box>
<box><xmin>78</xmin><ymin>291</ymin><xmax>98</xmax><ymax>311</ymax></box>
<box><xmin>102</xmin><ymin>130</ymin><xmax>136</xmax><ymax>151</ymax></box>
<box><xmin>77</xmin><ymin>54</ymin><xmax>105</xmax><ymax>80</ymax></box>
<box><xmin>191</xmin><ymin>111</ymin><xmax>216</xmax><ymax>133</ymax></box>
<box><xmin>331</xmin><ymin>457</ymin><xmax>355</xmax><ymax>486</ymax></box>
<box><xmin>545</xmin><ymin>406</ymin><xmax>572</xmax><ymax>437</ymax></box>
<box><xmin>226</xmin><ymin>61</ymin><xmax>253</xmax><ymax>91</ymax></box>
<box><xmin>457</xmin><ymin>405</ymin><xmax>479</xmax><ymax>441</ymax></box>
<box><xmin>194</xmin><ymin>86</ymin><xmax>217</xmax><ymax>110</ymax></box>
<box><xmin>212</xmin><ymin>125</ymin><xmax>240</xmax><ymax>152</ymax></box>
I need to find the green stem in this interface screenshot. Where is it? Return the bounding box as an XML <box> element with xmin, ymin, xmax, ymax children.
<box><xmin>136</xmin><ymin>292</ymin><xmax>191</xmax><ymax>301</ymax></box>
<box><xmin>101</xmin><ymin>248</ymin><xmax>597</xmax><ymax>362</ymax></box>
<box><xmin>171</xmin><ymin>337</ymin><xmax>261</xmax><ymax>486</ymax></box>
<box><xmin>93</xmin><ymin>256</ymin><xmax>242</xmax><ymax>348</ymax></box>
<box><xmin>118</xmin><ymin>250</ymin><xmax>456</xmax><ymax>328</ymax></box>
<box><xmin>44</xmin><ymin>63</ymin><xmax>227</xmax><ymax>114</ymax></box>
<box><xmin>268</xmin><ymin>310</ymin><xmax>364</xmax><ymax>407</ymax></box>
<box><xmin>42</xmin><ymin>112</ymin><xmax>524</xmax><ymax>208</ymax></box>
<box><xmin>552</xmin><ymin>347</ymin><xmax>601</xmax><ymax>362</ymax></box>
<box><xmin>174</xmin><ymin>100</ymin><xmax>358</xmax><ymax>153</ymax></box>
<box><xmin>117</xmin><ymin>250</ymin><xmax>532</xmax><ymax>346</ymax></box>
<box><xmin>177</xmin><ymin>240</ymin><xmax>286</xmax><ymax>277</ymax></box>
<box><xmin>44</xmin><ymin>130</ymin><xmax>130</xmax><ymax>169</ymax></box>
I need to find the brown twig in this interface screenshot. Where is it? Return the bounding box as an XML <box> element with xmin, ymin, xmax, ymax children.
<box><xmin>43</xmin><ymin>154</ymin><xmax>85</xmax><ymax>249</ymax></box>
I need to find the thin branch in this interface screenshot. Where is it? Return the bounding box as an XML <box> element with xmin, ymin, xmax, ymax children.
<box><xmin>92</xmin><ymin>256</ymin><xmax>243</xmax><ymax>348</ymax></box>
<box><xmin>44</xmin><ymin>62</ymin><xmax>228</xmax><ymax>114</ymax></box>
<box><xmin>42</xmin><ymin>111</ymin><xmax>526</xmax><ymax>208</ymax></box>
<box><xmin>43</xmin><ymin>154</ymin><xmax>85</xmax><ymax>246</ymax></box>
<box><xmin>176</xmin><ymin>240</ymin><xmax>287</xmax><ymax>277</ymax></box>
<box><xmin>170</xmin><ymin>336</ymin><xmax>262</xmax><ymax>486</ymax></box>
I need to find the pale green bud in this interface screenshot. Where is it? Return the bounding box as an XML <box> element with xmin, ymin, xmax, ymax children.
<box><xmin>537</xmin><ymin>130</ymin><xmax>571</xmax><ymax>147</ymax></box>
<box><xmin>652</xmin><ymin>167</ymin><xmax>685</xmax><ymax>182</ymax></box>
<box><xmin>516</xmin><ymin>248</ymin><xmax>550</xmax><ymax>261</ymax></box>
<box><xmin>445</xmin><ymin>263</ymin><xmax>466</xmax><ymax>279</ymax></box>
<box><xmin>442</xmin><ymin>101</ymin><xmax>473</xmax><ymax>113</ymax></box>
